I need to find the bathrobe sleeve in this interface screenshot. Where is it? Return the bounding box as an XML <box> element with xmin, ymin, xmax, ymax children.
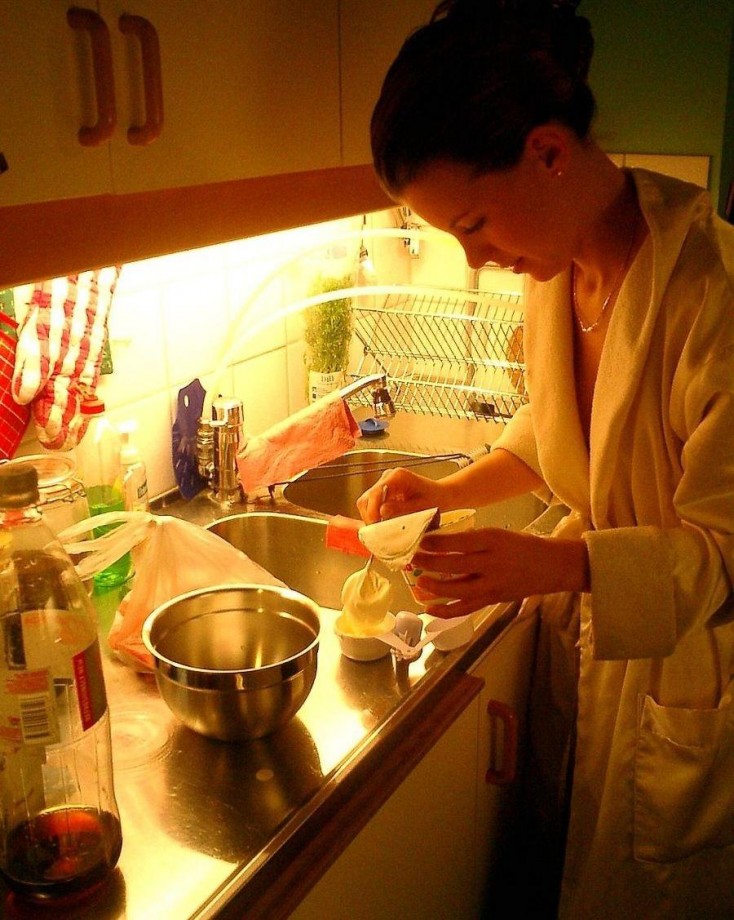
<box><xmin>491</xmin><ymin>402</ymin><xmax>542</xmax><ymax>476</ymax></box>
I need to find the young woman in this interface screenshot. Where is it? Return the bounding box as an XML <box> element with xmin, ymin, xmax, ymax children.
<box><xmin>357</xmin><ymin>1</ymin><xmax>734</xmax><ymax>916</ymax></box>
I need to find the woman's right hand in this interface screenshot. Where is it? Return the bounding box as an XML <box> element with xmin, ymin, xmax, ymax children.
<box><xmin>356</xmin><ymin>467</ymin><xmax>446</xmax><ymax>523</ymax></box>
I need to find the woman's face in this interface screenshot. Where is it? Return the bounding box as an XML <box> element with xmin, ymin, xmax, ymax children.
<box><xmin>400</xmin><ymin>147</ymin><xmax>574</xmax><ymax>282</ymax></box>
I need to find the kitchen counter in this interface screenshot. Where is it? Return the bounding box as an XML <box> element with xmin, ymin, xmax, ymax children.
<box><xmin>1</xmin><ymin>424</ymin><xmax>530</xmax><ymax>920</ymax></box>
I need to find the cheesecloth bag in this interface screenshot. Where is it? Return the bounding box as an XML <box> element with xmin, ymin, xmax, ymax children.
<box><xmin>59</xmin><ymin>512</ymin><xmax>285</xmax><ymax>670</ymax></box>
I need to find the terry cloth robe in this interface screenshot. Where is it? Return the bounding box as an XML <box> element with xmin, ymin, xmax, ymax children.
<box><xmin>493</xmin><ymin>169</ymin><xmax>734</xmax><ymax>919</ymax></box>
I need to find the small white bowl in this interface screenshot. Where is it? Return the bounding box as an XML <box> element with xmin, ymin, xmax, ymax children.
<box><xmin>426</xmin><ymin>615</ymin><xmax>474</xmax><ymax>651</ymax></box>
<box><xmin>335</xmin><ymin>612</ymin><xmax>396</xmax><ymax>662</ymax></box>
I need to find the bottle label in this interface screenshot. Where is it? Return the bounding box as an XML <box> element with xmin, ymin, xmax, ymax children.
<box><xmin>0</xmin><ymin>612</ymin><xmax>107</xmax><ymax>747</ymax></box>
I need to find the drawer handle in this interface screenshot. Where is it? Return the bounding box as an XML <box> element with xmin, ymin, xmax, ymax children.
<box><xmin>119</xmin><ymin>14</ymin><xmax>163</xmax><ymax>145</ymax></box>
<box><xmin>485</xmin><ymin>699</ymin><xmax>518</xmax><ymax>786</ymax></box>
<box><xmin>67</xmin><ymin>6</ymin><xmax>117</xmax><ymax>146</ymax></box>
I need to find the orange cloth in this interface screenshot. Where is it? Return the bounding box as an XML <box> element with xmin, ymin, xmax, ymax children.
<box><xmin>237</xmin><ymin>392</ymin><xmax>360</xmax><ymax>492</ymax></box>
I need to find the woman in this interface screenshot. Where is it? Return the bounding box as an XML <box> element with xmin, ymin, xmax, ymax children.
<box><xmin>357</xmin><ymin>1</ymin><xmax>734</xmax><ymax>917</ymax></box>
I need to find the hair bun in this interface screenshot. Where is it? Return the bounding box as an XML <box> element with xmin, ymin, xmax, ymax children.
<box><xmin>433</xmin><ymin>0</ymin><xmax>593</xmax><ymax>82</ymax></box>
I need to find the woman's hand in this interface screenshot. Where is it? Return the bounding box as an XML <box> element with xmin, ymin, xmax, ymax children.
<box><xmin>411</xmin><ymin>527</ymin><xmax>590</xmax><ymax>618</ymax></box>
<box><xmin>356</xmin><ymin>467</ymin><xmax>447</xmax><ymax>523</ymax></box>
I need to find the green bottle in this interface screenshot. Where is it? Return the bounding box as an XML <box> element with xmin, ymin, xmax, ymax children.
<box><xmin>78</xmin><ymin>399</ymin><xmax>132</xmax><ymax>590</ymax></box>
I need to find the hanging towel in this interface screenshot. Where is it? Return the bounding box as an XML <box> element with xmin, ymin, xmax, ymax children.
<box><xmin>12</xmin><ymin>267</ymin><xmax>120</xmax><ymax>450</ymax></box>
<box><xmin>0</xmin><ymin>311</ymin><xmax>31</xmax><ymax>459</ymax></box>
<box><xmin>237</xmin><ymin>391</ymin><xmax>360</xmax><ymax>493</ymax></box>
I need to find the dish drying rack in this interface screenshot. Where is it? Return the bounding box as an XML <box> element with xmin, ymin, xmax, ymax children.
<box><xmin>345</xmin><ymin>284</ymin><xmax>526</xmax><ymax>422</ymax></box>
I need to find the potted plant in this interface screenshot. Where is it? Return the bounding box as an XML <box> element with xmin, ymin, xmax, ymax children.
<box><xmin>304</xmin><ymin>273</ymin><xmax>354</xmax><ymax>403</ymax></box>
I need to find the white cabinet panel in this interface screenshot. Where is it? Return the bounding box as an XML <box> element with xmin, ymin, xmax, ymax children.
<box><xmin>1</xmin><ymin>1</ymin><xmax>341</xmax><ymax>206</ymax></box>
<box><xmin>471</xmin><ymin>611</ymin><xmax>538</xmax><ymax>913</ymax></box>
<box><xmin>340</xmin><ymin>0</ymin><xmax>437</xmax><ymax>167</ymax></box>
<box><xmin>291</xmin><ymin>695</ymin><xmax>480</xmax><ymax>920</ymax></box>
<box><xmin>0</xmin><ymin>1</ymin><xmax>112</xmax><ymax>205</ymax></box>
<box><xmin>103</xmin><ymin>0</ymin><xmax>341</xmax><ymax>194</ymax></box>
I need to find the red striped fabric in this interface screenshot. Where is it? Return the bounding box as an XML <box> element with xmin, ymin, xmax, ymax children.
<box><xmin>12</xmin><ymin>267</ymin><xmax>120</xmax><ymax>450</ymax></box>
<box><xmin>0</xmin><ymin>313</ymin><xmax>31</xmax><ymax>459</ymax></box>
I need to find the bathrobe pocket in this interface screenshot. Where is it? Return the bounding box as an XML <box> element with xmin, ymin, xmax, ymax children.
<box><xmin>633</xmin><ymin>682</ymin><xmax>734</xmax><ymax>862</ymax></box>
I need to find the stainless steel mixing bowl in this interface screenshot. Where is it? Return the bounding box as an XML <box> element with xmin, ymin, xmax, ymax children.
<box><xmin>142</xmin><ymin>584</ymin><xmax>320</xmax><ymax>741</ymax></box>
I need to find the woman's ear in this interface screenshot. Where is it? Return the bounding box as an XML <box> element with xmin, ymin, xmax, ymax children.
<box><xmin>524</xmin><ymin>125</ymin><xmax>570</xmax><ymax>178</ymax></box>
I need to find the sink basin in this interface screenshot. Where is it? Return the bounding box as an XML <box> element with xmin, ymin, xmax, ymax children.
<box><xmin>283</xmin><ymin>450</ymin><xmax>465</xmax><ymax>519</ymax></box>
<box><xmin>283</xmin><ymin>449</ymin><xmax>545</xmax><ymax>530</ymax></box>
<box><xmin>208</xmin><ymin>511</ymin><xmax>419</xmax><ymax>612</ymax></box>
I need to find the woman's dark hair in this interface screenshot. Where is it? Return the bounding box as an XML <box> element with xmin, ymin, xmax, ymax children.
<box><xmin>371</xmin><ymin>0</ymin><xmax>596</xmax><ymax>196</ymax></box>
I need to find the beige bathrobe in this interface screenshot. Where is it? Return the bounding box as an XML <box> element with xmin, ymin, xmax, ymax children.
<box><xmin>493</xmin><ymin>169</ymin><xmax>734</xmax><ymax>919</ymax></box>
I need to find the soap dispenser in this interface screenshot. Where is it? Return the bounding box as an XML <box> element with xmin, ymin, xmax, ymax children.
<box><xmin>119</xmin><ymin>422</ymin><xmax>150</xmax><ymax>513</ymax></box>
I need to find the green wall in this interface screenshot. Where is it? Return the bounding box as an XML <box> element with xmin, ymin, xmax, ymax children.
<box><xmin>583</xmin><ymin>0</ymin><xmax>734</xmax><ymax>212</ymax></box>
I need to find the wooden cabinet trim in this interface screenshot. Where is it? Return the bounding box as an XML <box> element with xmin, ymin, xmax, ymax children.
<box><xmin>0</xmin><ymin>164</ymin><xmax>392</xmax><ymax>288</ymax></box>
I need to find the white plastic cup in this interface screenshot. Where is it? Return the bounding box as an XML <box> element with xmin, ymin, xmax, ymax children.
<box><xmin>402</xmin><ymin>508</ymin><xmax>476</xmax><ymax>608</ymax></box>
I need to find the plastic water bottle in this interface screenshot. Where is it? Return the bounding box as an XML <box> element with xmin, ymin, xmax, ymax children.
<box><xmin>0</xmin><ymin>463</ymin><xmax>122</xmax><ymax>902</ymax></box>
<box><xmin>77</xmin><ymin>398</ymin><xmax>132</xmax><ymax>589</ymax></box>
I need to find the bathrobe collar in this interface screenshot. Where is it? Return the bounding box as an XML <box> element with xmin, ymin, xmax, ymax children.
<box><xmin>525</xmin><ymin>169</ymin><xmax>711</xmax><ymax>519</ymax></box>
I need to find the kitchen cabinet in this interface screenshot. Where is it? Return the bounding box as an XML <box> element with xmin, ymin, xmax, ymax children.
<box><xmin>0</xmin><ymin>1</ymin><xmax>340</xmax><ymax>207</ymax></box>
<box><xmin>290</xmin><ymin>689</ymin><xmax>480</xmax><ymax>920</ymax></box>
<box><xmin>470</xmin><ymin>611</ymin><xmax>538</xmax><ymax>913</ymax></box>
<box><xmin>339</xmin><ymin>0</ymin><xmax>437</xmax><ymax>166</ymax></box>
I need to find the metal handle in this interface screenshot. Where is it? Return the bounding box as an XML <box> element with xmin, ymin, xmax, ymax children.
<box><xmin>484</xmin><ymin>699</ymin><xmax>518</xmax><ymax>786</ymax></box>
<box><xmin>119</xmin><ymin>13</ymin><xmax>163</xmax><ymax>145</ymax></box>
<box><xmin>67</xmin><ymin>7</ymin><xmax>117</xmax><ymax>147</ymax></box>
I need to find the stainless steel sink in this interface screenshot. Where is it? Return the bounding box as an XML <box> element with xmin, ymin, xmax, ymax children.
<box><xmin>208</xmin><ymin>511</ymin><xmax>419</xmax><ymax>612</ymax></box>
<box><xmin>282</xmin><ymin>450</ymin><xmax>465</xmax><ymax>519</ymax></box>
<box><xmin>282</xmin><ymin>449</ymin><xmax>545</xmax><ymax>531</ymax></box>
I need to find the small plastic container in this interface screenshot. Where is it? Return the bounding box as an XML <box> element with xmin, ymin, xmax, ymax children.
<box><xmin>402</xmin><ymin>508</ymin><xmax>476</xmax><ymax>608</ymax></box>
<box><xmin>334</xmin><ymin>612</ymin><xmax>396</xmax><ymax>661</ymax></box>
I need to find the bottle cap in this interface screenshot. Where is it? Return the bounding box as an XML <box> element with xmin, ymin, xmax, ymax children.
<box><xmin>0</xmin><ymin>463</ymin><xmax>40</xmax><ymax>509</ymax></box>
<box><xmin>81</xmin><ymin>397</ymin><xmax>106</xmax><ymax>416</ymax></box>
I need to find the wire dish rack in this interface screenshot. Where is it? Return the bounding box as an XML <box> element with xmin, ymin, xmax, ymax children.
<box><xmin>345</xmin><ymin>284</ymin><xmax>526</xmax><ymax>422</ymax></box>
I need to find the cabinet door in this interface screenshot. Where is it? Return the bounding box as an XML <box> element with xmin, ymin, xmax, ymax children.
<box><xmin>471</xmin><ymin>612</ymin><xmax>538</xmax><ymax>913</ymax></box>
<box><xmin>290</xmin><ymin>695</ymin><xmax>480</xmax><ymax>920</ymax></box>
<box><xmin>0</xmin><ymin>1</ymin><xmax>113</xmax><ymax>206</ymax></box>
<box><xmin>102</xmin><ymin>0</ymin><xmax>341</xmax><ymax>194</ymax></box>
<box><xmin>340</xmin><ymin>0</ymin><xmax>437</xmax><ymax>166</ymax></box>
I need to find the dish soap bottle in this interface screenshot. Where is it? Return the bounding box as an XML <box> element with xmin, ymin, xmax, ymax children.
<box><xmin>0</xmin><ymin>463</ymin><xmax>122</xmax><ymax>902</ymax></box>
<box><xmin>78</xmin><ymin>398</ymin><xmax>131</xmax><ymax>589</ymax></box>
<box><xmin>119</xmin><ymin>422</ymin><xmax>149</xmax><ymax>513</ymax></box>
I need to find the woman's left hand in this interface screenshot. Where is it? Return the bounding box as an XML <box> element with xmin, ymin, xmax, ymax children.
<box><xmin>412</xmin><ymin>527</ymin><xmax>590</xmax><ymax>618</ymax></box>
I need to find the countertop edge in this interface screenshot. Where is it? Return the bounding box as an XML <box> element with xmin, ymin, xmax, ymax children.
<box><xmin>196</xmin><ymin>602</ymin><xmax>519</xmax><ymax>920</ymax></box>
<box><xmin>203</xmin><ymin>667</ymin><xmax>482</xmax><ymax>920</ymax></box>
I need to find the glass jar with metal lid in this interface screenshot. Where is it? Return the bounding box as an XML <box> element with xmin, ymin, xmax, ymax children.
<box><xmin>1</xmin><ymin>454</ymin><xmax>89</xmax><ymax>535</ymax></box>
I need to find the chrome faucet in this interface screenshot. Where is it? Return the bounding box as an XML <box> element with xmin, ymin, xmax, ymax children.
<box><xmin>196</xmin><ymin>396</ymin><xmax>245</xmax><ymax>505</ymax></box>
<box><xmin>338</xmin><ymin>373</ymin><xmax>396</xmax><ymax>419</ymax></box>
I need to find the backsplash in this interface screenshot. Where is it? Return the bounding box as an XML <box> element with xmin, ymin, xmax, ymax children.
<box><xmin>11</xmin><ymin>210</ymin><xmax>523</xmax><ymax>501</ymax></box>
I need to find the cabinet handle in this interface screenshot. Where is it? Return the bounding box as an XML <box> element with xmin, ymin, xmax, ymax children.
<box><xmin>119</xmin><ymin>14</ymin><xmax>163</xmax><ymax>146</ymax></box>
<box><xmin>485</xmin><ymin>699</ymin><xmax>518</xmax><ymax>786</ymax></box>
<box><xmin>67</xmin><ymin>7</ymin><xmax>117</xmax><ymax>147</ymax></box>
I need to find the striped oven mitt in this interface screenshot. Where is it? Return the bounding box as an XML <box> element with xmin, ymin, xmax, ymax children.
<box><xmin>0</xmin><ymin>311</ymin><xmax>31</xmax><ymax>459</ymax></box>
<box><xmin>12</xmin><ymin>267</ymin><xmax>121</xmax><ymax>450</ymax></box>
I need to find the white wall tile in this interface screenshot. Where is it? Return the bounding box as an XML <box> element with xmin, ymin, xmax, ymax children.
<box><xmin>103</xmin><ymin>391</ymin><xmax>176</xmax><ymax>499</ymax></box>
<box><xmin>233</xmin><ymin>349</ymin><xmax>290</xmax><ymax>438</ymax></box>
<box><xmin>160</xmin><ymin>272</ymin><xmax>230</xmax><ymax>390</ymax></box>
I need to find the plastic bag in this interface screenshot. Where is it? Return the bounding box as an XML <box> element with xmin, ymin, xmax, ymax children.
<box><xmin>59</xmin><ymin>513</ymin><xmax>286</xmax><ymax>671</ymax></box>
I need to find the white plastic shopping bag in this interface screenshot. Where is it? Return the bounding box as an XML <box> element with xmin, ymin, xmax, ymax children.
<box><xmin>59</xmin><ymin>513</ymin><xmax>286</xmax><ymax>670</ymax></box>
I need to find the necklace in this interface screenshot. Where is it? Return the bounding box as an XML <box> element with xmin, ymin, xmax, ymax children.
<box><xmin>571</xmin><ymin>213</ymin><xmax>640</xmax><ymax>334</ymax></box>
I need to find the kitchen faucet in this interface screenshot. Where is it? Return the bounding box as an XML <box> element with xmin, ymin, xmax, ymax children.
<box><xmin>196</xmin><ymin>396</ymin><xmax>245</xmax><ymax>506</ymax></box>
<box><xmin>338</xmin><ymin>373</ymin><xmax>396</xmax><ymax>419</ymax></box>
<box><xmin>196</xmin><ymin>376</ymin><xmax>395</xmax><ymax>506</ymax></box>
